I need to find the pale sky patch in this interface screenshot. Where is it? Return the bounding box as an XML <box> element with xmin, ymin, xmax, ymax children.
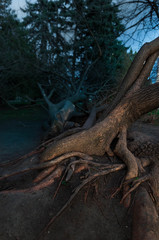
<box><xmin>11</xmin><ymin>0</ymin><xmax>36</xmax><ymax>18</ymax></box>
<box><xmin>10</xmin><ymin>0</ymin><xmax>159</xmax><ymax>52</ymax></box>
<box><xmin>11</xmin><ymin>0</ymin><xmax>26</xmax><ymax>11</ymax></box>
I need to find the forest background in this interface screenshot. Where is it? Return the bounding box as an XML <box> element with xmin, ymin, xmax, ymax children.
<box><xmin>1</xmin><ymin>0</ymin><xmax>158</xmax><ymax>109</ymax></box>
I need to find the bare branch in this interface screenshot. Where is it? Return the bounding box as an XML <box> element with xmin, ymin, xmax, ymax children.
<box><xmin>37</xmin><ymin>82</ymin><xmax>53</xmax><ymax>107</ymax></box>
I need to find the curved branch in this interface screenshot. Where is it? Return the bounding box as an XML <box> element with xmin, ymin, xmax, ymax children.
<box><xmin>126</xmin><ymin>51</ymin><xmax>159</xmax><ymax>97</ymax></box>
<box><xmin>41</xmin><ymin>82</ymin><xmax>159</xmax><ymax>162</ymax></box>
<box><xmin>105</xmin><ymin>37</ymin><xmax>159</xmax><ymax>116</ymax></box>
<box><xmin>37</xmin><ymin>83</ymin><xmax>51</xmax><ymax>106</ymax></box>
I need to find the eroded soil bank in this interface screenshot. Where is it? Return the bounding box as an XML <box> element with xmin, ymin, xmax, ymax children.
<box><xmin>0</xmin><ymin>106</ymin><xmax>158</xmax><ymax>240</ymax></box>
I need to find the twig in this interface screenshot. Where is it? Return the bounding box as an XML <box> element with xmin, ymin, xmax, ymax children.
<box><xmin>0</xmin><ymin>152</ymin><xmax>93</xmax><ymax>181</ymax></box>
<box><xmin>52</xmin><ymin>159</ymin><xmax>120</xmax><ymax>200</ymax></box>
<box><xmin>38</xmin><ymin>164</ymin><xmax>125</xmax><ymax>239</ymax></box>
<box><xmin>0</xmin><ymin>96</ymin><xmax>18</xmax><ymax>110</ymax></box>
<box><xmin>0</xmin><ymin>167</ymin><xmax>65</xmax><ymax>194</ymax></box>
<box><xmin>120</xmin><ymin>174</ymin><xmax>150</xmax><ymax>203</ymax></box>
<box><xmin>111</xmin><ymin>176</ymin><xmax>125</xmax><ymax>198</ymax></box>
<box><xmin>52</xmin><ymin>169</ymin><xmax>67</xmax><ymax>201</ymax></box>
<box><xmin>0</xmin><ymin>148</ymin><xmax>44</xmax><ymax>167</ymax></box>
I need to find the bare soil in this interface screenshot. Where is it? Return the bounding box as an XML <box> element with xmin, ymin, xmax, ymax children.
<box><xmin>0</xmin><ymin>106</ymin><xmax>158</xmax><ymax>240</ymax></box>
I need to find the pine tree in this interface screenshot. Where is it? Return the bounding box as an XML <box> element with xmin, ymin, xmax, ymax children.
<box><xmin>22</xmin><ymin>0</ymin><xmax>70</xmax><ymax>99</ymax></box>
<box><xmin>22</xmin><ymin>0</ymin><xmax>66</xmax><ymax>64</ymax></box>
<box><xmin>0</xmin><ymin>1</ymin><xmax>40</xmax><ymax>100</ymax></box>
<box><xmin>22</xmin><ymin>0</ymin><xmax>131</xmax><ymax>100</ymax></box>
<box><xmin>60</xmin><ymin>0</ymin><xmax>128</xmax><ymax>96</ymax></box>
<box><xmin>0</xmin><ymin>0</ymin><xmax>11</xmax><ymax>17</ymax></box>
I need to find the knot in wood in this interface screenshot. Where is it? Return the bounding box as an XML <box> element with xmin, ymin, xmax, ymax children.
<box><xmin>98</xmin><ymin>136</ymin><xmax>104</xmax><ymax>143</ymax></box>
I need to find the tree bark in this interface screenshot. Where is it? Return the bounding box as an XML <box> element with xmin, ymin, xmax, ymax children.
<box><xmin>2</xmin><ymin>37</ymin><xmax>159</xmax><ymax>240</ymax></box>
<box><xmin>132</xmin><ymin>186</ymin><xmax>159</xmax><ymax>240</ymax></box>
<box><xmin>104</xmin><ymin>37</ymin><xmax>159</xmax><ymax>116</ymax></box>
<box><xmin>41</xmin><ymin>83</ymin><xmax>159</xmax><ymax>162</ymax></box>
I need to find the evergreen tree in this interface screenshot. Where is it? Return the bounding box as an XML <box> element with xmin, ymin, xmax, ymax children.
<box><xmin>22</xmin><ymin>0</ymin><xmax>70</xmax><ymax>99</ymax></box>
<box><xmin>22</xmin><ymin>0</ymin><xmax>132</xmax><ymax>101</ymax></box>
<box><xmin>0</xmin><ymin>0</ymin><xmax>11</xmax><ymax>18</ymax></box>
<box><xmin>0</xmin><ymin>1</ymin><xmax>40</xmax><ymax>100</ymax></box>
<box><xmin>63</xmin><ymin>0</ymin><xmax>127</xmax><ymax>95</ymax></box>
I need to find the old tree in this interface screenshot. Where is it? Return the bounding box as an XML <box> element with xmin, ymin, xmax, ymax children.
<box><xmin>2</xmin><ymin>36</ymin><xmax>159</xmax><ymax>239</ymax></box>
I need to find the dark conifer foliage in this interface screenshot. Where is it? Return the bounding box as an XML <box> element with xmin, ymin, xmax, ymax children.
<box><xmin>21</xmin><ymin>0</ymin><xmax>131</xmax><ymax>101</ymax></box>
<box><xmin>65</xmin><ymin>0</ymin><xmax>127</xmax><ymax>92</ymax></box>
<box><xmin>0</xmin><ymin>0</ymin><xmax>133</xmax><ymax>103</ymax></box>
<box><xmin>0</xmin><ymin>0</ymin><xmax>40</xmax><ymax>100</ymax></box>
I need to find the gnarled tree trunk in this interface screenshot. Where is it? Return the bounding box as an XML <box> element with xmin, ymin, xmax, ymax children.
<box><xmin>1</xmin><ymin>37</ymin><xmax>159</xmax><ymax>240</ymax></box>
<box><xmin>37</xmin><ymin>37</ymin><xmax>159</xmax><ymax>238</ymax></box>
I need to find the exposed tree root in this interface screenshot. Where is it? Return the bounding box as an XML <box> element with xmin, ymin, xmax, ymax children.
<box><xmin>0</xmin><ymin>148</ymin><xmax>44</xmax><ymax>167</ymax></box>
<box><xmin>121</xmin><ymin>174</ymin><xmax>150</xmax><ymax>204</ymax></box>
<box><xmin>122</xmin><ymin>184</ymin><xmax>131</xmax><ymax>208</ymax></box>
<box><xmin>29</xmin><ymin>167</ymin><xmax>65</xmax><ymax>192</ymax></box>
<box><xmin>0</xmin><ymin>149</ymin><xmax>157</xmax><ymax>240</ymax></box>
<box><xmin>0</xmin><ymin>166</ymin><xmax>65</xmax><ymax>194</ymax></box>
<box><xmin>113</xmin><ymin>126</ymin><xmax>152</xmax><ymax>207</ymax></box>
<box><xmin>114</xmin><ymin>127</ymin><xmax>138</xmax><ymax>180</ymax></box>
<box><xmin>111</xmin><ymin>176</ymin><xmax>125</xmax><ymax>198</ymax></box>
<box><xmin>53</xmin><ymin>159</ymin><xmax>122</xmax><ymax>201</ymax></box>
<box><xmin>39</xmin><ymin>151</ymin><xmax>93</xmax><ymax>164</ymax></box>
<box><xmin>38</xmin><ymin>164</ymin><xmax>125</xmax><ymax>239</ymax></box>
<box><xmin>33</xmin><ymin>166</ymin><xmax>56</xmax><ymax>183</ymax></box>
<box><xmin>149</xmin><ymin>162</ymin><xmax>159</xmax><ymax>211</ymax></box>
<box><xmin>132</xmin><ymin>186</ymin><xmax>159</xmax><ymax>240</ymax></box>
<box><xmin>1</xmin><ymin>37</ymin><xmax>159</xmax><ymax>240</ymax></box>
<box><xmin>0</xmin><ymin>154</ymin><xmax>153</xmax><ymax>199</ymax></box>
<box><xmin>0</xmin><ymin>152</ymin><xmax>92</xmax><ymax>181</ymax></box>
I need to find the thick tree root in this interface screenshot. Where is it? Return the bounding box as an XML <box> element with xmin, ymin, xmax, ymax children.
<box><xmin>0</xmin><ymin>154</ymin><xmax>152</xmax><ymax>197</ymax></box>
<box><xmin>114</xmin><ymin>127</ymin><xmax>138</xmax><ymax>180</ymax></box>
<box><xmin>149</xmin><ymin>162</ymin><xmax>159</xmax><ymax>203</ymax></box>
<box><xmin>38</xmin><ymin>158</ymin><xmax>152</xmax><ymax>237</ymax></box>
<box><xmin>132</xmin><ymin>186</ymin><xmax>159</xmax><ymax>240</ymax></box>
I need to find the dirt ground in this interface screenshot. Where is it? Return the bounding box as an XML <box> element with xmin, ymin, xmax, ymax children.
<box><xmin>0</xmin><ymin>106</ymin><xmax>159</xmax><ymax>240</ymax></box>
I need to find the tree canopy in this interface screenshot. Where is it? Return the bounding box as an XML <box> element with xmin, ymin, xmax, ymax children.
<box><xmin>0</xmin><ymin>0</ymin><xmax>135</xmax><ymax>104</ymax></box>
<box><xmin>0</xmin><ymin>0</ymin><xmax>40</xmax><ymax>101</ymax></box>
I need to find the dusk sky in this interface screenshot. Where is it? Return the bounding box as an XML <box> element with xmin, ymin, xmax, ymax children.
<box><xmin>11</xmin><ymin>0</ymin><xmax>159</xmax><ymax>52</ymax></box>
